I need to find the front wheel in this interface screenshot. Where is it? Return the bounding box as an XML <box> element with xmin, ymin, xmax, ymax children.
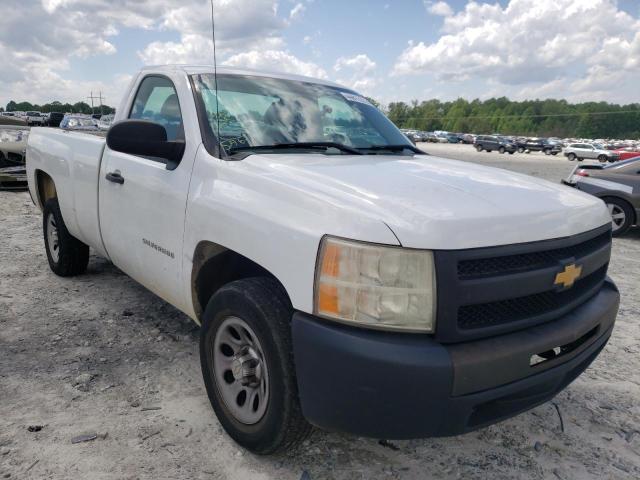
<box><xmin>567</xmin><ymin>153</ymin><xmax>576</xmax><ymax>161</ymax></box>
<box><xmin>604</xmin><ymin>197</ymin><xmax>634</xmax><ymax>236</ymax></box>
<box><xmin>43</xmin><ymin>198</ymin><xmax>89</xmax><ymax>276</ymax></box>
<box><xmin>499</xmin><ymin>146</ymin><xmax>506</xmax><ymax>154</ymax></box>
<box><xmin>475</xmin><ymin>145</ymin><xmax>483</xmax><ymax>152</ymax></box>
<box><xmin>598</xmin><ymin>155</ymin><xmax>608</xmax><ymax>163</ymax></box>
<box><xmin>517</xmin><ymin>147</ymin><xmax>525</xmax><ymax>153</ymax></box>
<box><xmin>544</xmin><ymin>149</ymin><xmax>551</xmax><ymax>155</ymax></box>
<box><xmin>199</xmin><ymin>277</ymin><xmax>312</xmax><ymax>454</ymax></box>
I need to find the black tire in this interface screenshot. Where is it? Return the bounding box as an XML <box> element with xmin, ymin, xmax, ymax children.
<box><xmin>578</xmin><ymin>157</ymin><xmax>584</xmax><ymax>162</ymax></box>
<box><xmin>486</xmin><ymin>149</ymin><xmax>492</xmax><ymax>153</ymax></box>
<box><xmin>508</xmin><ymin>151</ymin><xmax>514</xmax><ymax>155</ymax></box>
<box><xmin>199</xmin><ymin>277</ymin><xmax>312</xmax><ymax>454</ymax></box>
<box><xmin>518</xmin><ymin>147</ymin><xmax>525</xmax><ymax>153</ymax></box>
<box><xmin>603</xmin><ymin>197</ymin><xmax>634</xmax><ymax>237</ymax></box>
<box><xmin>499</xmin><ymin>146</ymin><xmax>505</xmax><ymax>154</ymax></box>
<box><xmin>43</xmin><ymin>198</ymin><xmax>89</xmax><ymax>276</ymax></box>
<box><xmin>551</xmin><ymin>152</ymin><xmax>558</xmax><ymax>156</ymax></box>
<box><xmin>598</xmin><ymin>155</ymin><xmax>608</xmax><ymax>163</ymax></box>
<box><xmin>475</xmin><ymin>144</ymin><xmax>483</xmax><ymax>152</ymax></box>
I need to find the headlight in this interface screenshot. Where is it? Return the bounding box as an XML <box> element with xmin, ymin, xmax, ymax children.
<box><xmin>314</xmin><ymin>236</ymin><xmax>437</xmax><ymax>332</ymax></box>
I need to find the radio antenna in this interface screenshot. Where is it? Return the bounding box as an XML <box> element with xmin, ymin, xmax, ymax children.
<box><xmin>209</xmin><ymin>0</ymin><xmax>222</xmax><ymax>154</ymax></box>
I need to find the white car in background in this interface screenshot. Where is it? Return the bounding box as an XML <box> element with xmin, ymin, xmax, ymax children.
<box><xmin>98</xmin><ymin>114</ymin><xmax>115</xmax><ymax>131</ymax></box>
<box><xmin>564</xmin><ymin>143</ymin><xmax>620</xmax><ymax>163</ymax></box>
<box><xmin>26</xmin><ymin>111</ymin><xmax>45</xmax><ymax>126</ymax></box>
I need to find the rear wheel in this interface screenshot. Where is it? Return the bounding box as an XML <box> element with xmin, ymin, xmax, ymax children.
<box><xmin>199</xmin><ymin>277</ymin><xmax>312</xmax><ymax>454</ymax></box>
<box><xmin>518</xmin><ymin>147</ymin><xmax>525</xmax><ymax>153</ymax></box>
<box><xmin>603</xmin><ymin>197</ymin><xmax>634</xmax><ymax>236</ymax></box>
<box><xmin>598</xmin><ymin>155</ymin><xmax>608</xmax><ymax>163</ymax></box>
<box><xmin>544</xmin><ymin>149</ymin><xmax>551</xmax><ymax>155</ymax></box>
<box><xmin>499</xmin><ymin>146</ymin><xmax>506</xmax><ymax>154</ymax></box>
<box><xmin>567</xmin><ymin>153</ymin><xmax>576</xmax><ymax>161</ymax></box>
<box><xmin>43</xmin><ymin>198</ymin><xmax>89</xmax><ymax>276</ymax></box>
<box><xmin>508</xmin><ymin>151</ymin><xmax>514</xmax><ymax>155</ymax></box>
<box><xmin>486</xmin><ymin>149</ymin><xmax>492</xmax><ymax>153</ymax></box>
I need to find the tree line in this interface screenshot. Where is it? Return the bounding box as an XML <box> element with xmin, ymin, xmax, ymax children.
<box><xmin>384</xmin><ymin>98</ymin><xmax>640</xmax><ymax>139</ymax></box>
<box><xmin>2</xmin><ymin>100</ymin><xmax>116</xmax><ymax>115</ymax></box>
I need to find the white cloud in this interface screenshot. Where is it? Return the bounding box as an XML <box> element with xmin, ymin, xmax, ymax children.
<box><xmin>393</xmin><ymin>0</ymin><xmax>640</xmax><ymax>101</ymax></box>
<box><xmin>333</xmin><ymin>54</ymin><xmax>379</xmax><ymax>94</ymax></box>
<box><xmin>0</xmin><ymin>0</ymin><xmax>294</xmax><ymax>106</ymax></box>
<box><xmin>289</xmin><ymin>3</ymin><xmax>306</xmax><ymax>20</ymax></box>
<box><xmin>334</xmin><ymin>54</ymin><xmax>376</xmax><ymax>73</ymax></box>
<box><xmin>223</xmin><ymin>50</ymin><xmax>327</xmax><ymax>79</ymax></box>
<box><xmin>425</xmin><ymin>1</ymin><xmax>453</xmax><ymax>17</ymax></box>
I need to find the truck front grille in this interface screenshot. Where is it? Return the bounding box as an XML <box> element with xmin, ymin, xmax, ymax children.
<box><xmin>458</xmin><ymin>265</ymin><xmax>608</xmax><ymax>330</ymax></box>
<box><xmin>434</xmin><ymin>225</ymin><xmax>612</xmax><ymax>343</ymax></box>
<box><xmin>457</xmin><ymin>231</ymin><xmax>610</xmax><ymax>280</ymax></box>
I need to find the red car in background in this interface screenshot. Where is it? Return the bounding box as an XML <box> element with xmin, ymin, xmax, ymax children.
<box><xmin>612</xmin><ymin>148</ymin><xmax>640</xmax><ymax>161</ymax></box>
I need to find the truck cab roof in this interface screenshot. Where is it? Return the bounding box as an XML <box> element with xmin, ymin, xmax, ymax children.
<box><xmin>139</xmin><ymin>64</ymin><xmax>344</xmax><ymax>89</ymax></box>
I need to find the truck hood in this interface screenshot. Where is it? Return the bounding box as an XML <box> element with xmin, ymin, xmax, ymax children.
<box><xmin>243</xmin><ymin>153</ymin><xmax>611</xmax><ymax>249</ymax></box>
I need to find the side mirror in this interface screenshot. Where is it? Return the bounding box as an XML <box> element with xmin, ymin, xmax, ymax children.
<box><xmin>106</xmin><ymin>120</ymin><xmax>185</xmax><ymax>170</ymax></box>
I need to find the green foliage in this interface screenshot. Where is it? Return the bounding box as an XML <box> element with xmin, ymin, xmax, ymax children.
<box><xmin>5</xmin><ymin>100</ymin><xmax>115</xmax><ymax>115</ymax></box>
<box><xmin>385</xmin><ymin>98</ymin><xmax>640</xmax><ymax>139</ymax></box>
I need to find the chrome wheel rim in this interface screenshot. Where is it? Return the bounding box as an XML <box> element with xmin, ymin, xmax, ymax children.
<box><xmin>46</xmin><ymin>212</ymin><xmax>60</xmax><ymax>263</ymax></box>
<box><xmin>607</xmin><ymin>203</ymin><xmax>626</xmax><ymax>232</ymax></box>
<box><xmin>212</xmin><ymin>316</ymin><xmax>269</xmax><ymax>424</ymax></box>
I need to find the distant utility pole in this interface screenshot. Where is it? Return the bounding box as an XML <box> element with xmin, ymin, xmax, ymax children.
<box><xmin>87</xmin><ymin>91</ymin><xmax>105</xmax><ymax>115</ymax></box>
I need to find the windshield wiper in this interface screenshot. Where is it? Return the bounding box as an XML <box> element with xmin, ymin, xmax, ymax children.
<box><xmin>228</xmin><ymin>142</ymin><xmax>363</xmax><ymax>155</ymax></box>
<box><xmin>359</xmin><ymin>144</ymin><xmax>425</xmax><ymax>154</ymax></box>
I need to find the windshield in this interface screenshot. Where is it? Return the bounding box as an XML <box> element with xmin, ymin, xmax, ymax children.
<box><xmin>191</xmin><ymin>74</ymin><xmax>411</xmax><ymax>154</ymax></box>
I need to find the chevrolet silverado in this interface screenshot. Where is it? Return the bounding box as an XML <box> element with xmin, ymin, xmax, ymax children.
<box><xmin>26</xmin><ymin>65</ymin><xmax>619</xmax><ymax>454</ymax></box>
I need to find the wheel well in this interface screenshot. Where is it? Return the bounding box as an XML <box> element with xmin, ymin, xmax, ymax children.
<box><xmin>35</xmin><ymin>170</ymin><xmax>56</xmax><ymax>208</ymax></box>
<box><xmin>191</xmin><ymin>241</ymin><xmax>287</xmax><ymax>321</ymax></box>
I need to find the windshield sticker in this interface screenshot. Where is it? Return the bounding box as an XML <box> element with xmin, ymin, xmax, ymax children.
<box><xmin>340</xmin><ymin>92</ymin><xmax>372</xmax><ymax>106</ymax></box>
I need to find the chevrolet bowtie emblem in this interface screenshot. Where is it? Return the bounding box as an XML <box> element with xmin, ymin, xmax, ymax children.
<box><xmin>554</xmin><ymin>264</ymin><xmax>582</xmax><ymax>289</ymax></box>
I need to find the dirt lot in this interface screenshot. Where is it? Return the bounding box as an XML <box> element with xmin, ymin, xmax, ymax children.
<box><xmin>1</xmin><ymin>144</ymin><xmax>639</xmax><ymax>479</ymax></box>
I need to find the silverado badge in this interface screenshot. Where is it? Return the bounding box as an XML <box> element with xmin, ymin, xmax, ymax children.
<box><xmin>554</xmin><ymin>264</ymin><xmax>582</xmax><ymax>289</ymax></box>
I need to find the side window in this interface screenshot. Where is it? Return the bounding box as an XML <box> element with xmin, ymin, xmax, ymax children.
<box><xmin>129</xmin><ymin>76</ymin><xmax>184</xmax><ymax>141</ymax></box>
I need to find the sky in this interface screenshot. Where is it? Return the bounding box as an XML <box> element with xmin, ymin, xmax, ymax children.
<box><xmin>1</xmin><ymin>0</ymin><xmax>639</xmax><ymax>109</ymax></box>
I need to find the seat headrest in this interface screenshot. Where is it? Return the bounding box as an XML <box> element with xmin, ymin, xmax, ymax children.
<box><xmin>160</xmin><ymin>94</ymin><xmax>181</xmax><ymax>119</ymax></box>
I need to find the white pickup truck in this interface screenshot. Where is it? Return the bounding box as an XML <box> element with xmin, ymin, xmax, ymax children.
<box><xmin>26</xmin><ymin>65</ymin><xmax>619</xmax><ymax>454</ymax></box>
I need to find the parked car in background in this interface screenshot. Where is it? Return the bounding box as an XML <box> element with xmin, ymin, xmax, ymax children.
<box><xmin>0</xmin><ymin>115</ymin><xmax>27</xmax><ymax>126</ymax></box>
<box><xmin>423</xmin><ymin>132</ymin><xmax>439</xmax><ymax>143</ymax></box>
<box><xmin>612</xmin><ymin>147</ymin><xmax>640</xmax><ymax>161</ymax></box>
<box><xmin>563</xmin><ymin>157</ymin><xmax>640</xmax><ymax>236</ymax></box>
<box><xmin>474</xmin><ymin>135</ymin><xmax>516</xmax><ymax>154</ymax></box>
<box><xmin>446</xmin><ymin>133</ymin><xmax>460</xmax><ymax>143</ymax></box>
<box><xmin>47</xmin><ymin>112</ymin><xmax>65</xmax><ymax>128</ymax></box>
<box><xmin>0</xmin><ymin>127</ymin><xmax>29</xmax><ymax>167</ymax></box>
<box><xmin>26</xmin><ymin>111</ymin><xmax>45</xmax><ymax>126</ymax></box>
<box><xmin>98</xmin><ymin>114</ymin><xmax>115</xmax><ymax>131</ymax></box>
<box><xmin>515</xmin><ymin>138</ymin><xmax>562</xmax><ymax>155</ymax></box>
<box><xmin>564</xmin><ymin>143</ymin><xmax>620</xmax><ymax>163</ymax></box>
<box><xmin>59</xmin><ymin>115</ymin><xmax>100</xmax><ymax>131</ymax></box>
<box><xmin>460</xmin><ymin>133</ymin><xmax>476</xmax><ymax>144</ymax></box>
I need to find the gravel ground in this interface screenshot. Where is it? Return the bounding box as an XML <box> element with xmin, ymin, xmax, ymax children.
<box><xmin>1</xmin><ymin>143</ymin><xmax>639</xmax><ymax>479</ymax></box>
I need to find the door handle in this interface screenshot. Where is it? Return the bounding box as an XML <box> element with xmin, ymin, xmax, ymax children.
<box><xmin>105</xmin><ymin>171</ymin><xmax>125</xmax><ymax>184</ymax></box>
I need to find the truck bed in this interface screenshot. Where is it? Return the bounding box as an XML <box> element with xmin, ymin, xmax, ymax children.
<box><xmin>26</xmin><ymin>128</ymin><xmax>109</xmax><ymax>257</ymax></box>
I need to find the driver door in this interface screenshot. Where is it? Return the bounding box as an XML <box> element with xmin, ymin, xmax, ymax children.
<box><xmin>98</xmin><ymin>75</ymin><xmax>193</xmax><ymax>310</ymax></box>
